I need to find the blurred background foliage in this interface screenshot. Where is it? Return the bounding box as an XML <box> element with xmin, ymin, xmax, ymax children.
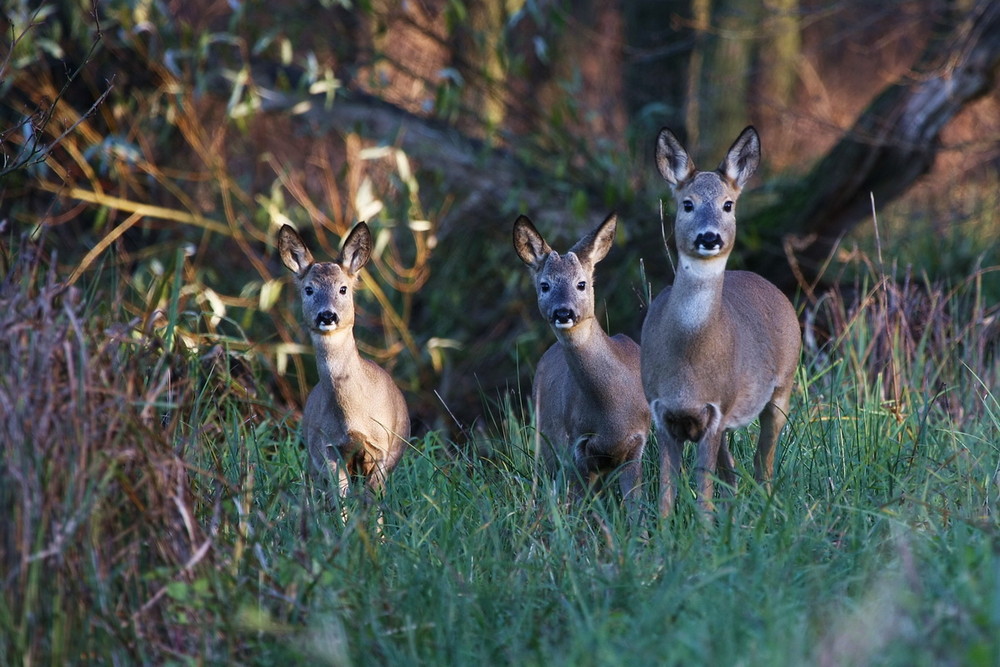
<box><xmin>1</xmin><ymin>0</ymin><xmax>998</xmax><ymax>432</ymax></box>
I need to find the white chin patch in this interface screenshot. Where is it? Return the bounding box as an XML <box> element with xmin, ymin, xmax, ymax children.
<box><xmin>553</xmin><ymin>320</ymin><xmax>576</xmax><ymax>330</ymax></box>
<box><xmin>695</xmin><ymin>246</ymin><xmax>723</xmax><ymax>257</ymax></box>
<box><xmin>317</xmin><ymin>323</ymin><xmax>338</xmax><ymax>332</ymax></box>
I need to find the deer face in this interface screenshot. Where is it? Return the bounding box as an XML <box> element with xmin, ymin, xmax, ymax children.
<box><xmin>278</xmin><ymin>222</ymin><xmax>372</xmax><ymax>337</ymax></box>
<box><xmin>297</xmin><ymin>262</ymin><xmax>357</xmax><ymax>334</ymax></box>
<box><xmin>513</xmin><ymin>213</ymin><xmax>616</xmax><ymax>334</ymax></box>
<box><xmin>672</xmin><ymin>171</ymin><xmax>741</xmax><ymax>262</ymax></box>
<box><xmin>655</xmin><ymin>126</ymin><xmax>760</xmax><ymax>267</ymax></box>
<box><xmin>532</xmin><ymin>251</ymin><xmax>596</xmax><ymax>330</ymax></box>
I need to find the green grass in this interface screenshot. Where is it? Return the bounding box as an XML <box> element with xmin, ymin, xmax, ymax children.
<box><xmin>1</xmin><ymin>239</ymin><xmax>998</xmax><ymax>666</ymax></box>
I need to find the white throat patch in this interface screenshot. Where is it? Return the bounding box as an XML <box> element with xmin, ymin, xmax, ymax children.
<box><xmin>671</xmin><ymin>256</ymin><xmax>727</xmax><ymax>329</ymax></box>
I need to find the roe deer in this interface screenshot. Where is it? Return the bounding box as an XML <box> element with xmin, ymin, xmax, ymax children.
<box><xmin>514</xmin><ymin>212</ymin><xmax>651</xmax><ymax>519</ymax></box>
<box><xmin>641</xmin><ymin>126</ymin><xmax>800</xmax><ymax>517</ymax></box>
<box><xmin>278</xmin><ymin>223</ymin><xmax>410</xmax><ymax>496</ymax></box>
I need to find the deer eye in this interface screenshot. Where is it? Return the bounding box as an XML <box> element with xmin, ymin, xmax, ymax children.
<box><xmin>723</xmin><ymin>201</ymin><xmax>733</xmax><ymax>213</ymax></box>
<box><xmin>576</xmin><ymin>281</ymin><xmax>586</xmax><ymax>291</ymax></box>
<box><xmin>339</xmin><ymin>285</ymin><xmax>348</xmax><ymax>295</ymax></box>
<box><xmin>540</xmin><ymin>282</ymin><xmax>550</xmax><ymax>293</ymax></box>
<box><xmin>304</xmin><ymin>285</ymin><xmax>314</xmax><ymax>296</ymax></box>
<box><xmin>683</xmin><ymin>200</ymin><xmax>694</xmax><ymax>212</ymax></box>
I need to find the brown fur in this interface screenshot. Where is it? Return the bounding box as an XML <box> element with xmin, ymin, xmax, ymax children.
<box><xmin>641</xmin><ymin>127</ymin><xmax>801</xmax><ymax>517</ymax></box>
<box><xmin>514</xmin><ymin>213</ymin><xmax>651</xmax><ymax>520</ymax></box>
<box><xmin>278</xmin><ymin>223</ymin><xmax>410</xmax><ymax>495</ymax></box>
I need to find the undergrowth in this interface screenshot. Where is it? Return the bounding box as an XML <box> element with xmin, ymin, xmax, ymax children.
<box><xmin>1</xmin><ymin>225</ymin><xmax>998</xmax><ymax>665</ymax></box>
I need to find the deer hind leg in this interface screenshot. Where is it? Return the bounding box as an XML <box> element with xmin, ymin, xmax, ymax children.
<box><xmin>754</xmin><ymin>390</ymin><xmax>791</xmax><ymax>489</ymax></box>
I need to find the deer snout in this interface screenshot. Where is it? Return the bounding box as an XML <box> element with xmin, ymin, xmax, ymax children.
<box><xmin>551</xmin><ymin>307</ymin><xmax>577</xmax><ymax>329</ymax></box>
<box><xmin>694</xmin><ymin>231</ymin><xmax>724</xmax><ymax>256</ymax></box>
<box><xmin>315</xmin><ymin>310</ymin><xmax>339</xmax><ymax>331</ymax></box>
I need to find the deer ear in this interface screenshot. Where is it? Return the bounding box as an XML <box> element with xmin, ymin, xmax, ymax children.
<box><xmin>571</xmin><ymin>212</ymin><xmax>617</xmax><ymax>267</ymax></box>
<box><xmin>513</xmin><ymin>215</ymin><xmax>552</xmax><ymax>270</ymax></box>
<box><xmin>278</xmin><ymin>225</ymin><xmax>314</xmax><ymax>277</ymax></box>
<box><xmin>340</xmin><ymin>222</ymin><xmax>373</xmax><ymax>276</ymax></box>
<box><xmin>719</xmin><ymin>126</ymin><xmax>760</xmax><ymax>190</ymax></box>
<box><xmin>655</xmin><ymin>128</ymin><xmax>695</xmax><ymax>188</ymax></box>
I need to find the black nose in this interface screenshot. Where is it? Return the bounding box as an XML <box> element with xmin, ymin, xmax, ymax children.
<box><xmin>695</xmin><ymin>232</ymin><xmax>723</xmax><ymax>250</ymax></box>
<box><xmin>316</xmin><ymin>310</ymin><xmax>338</xmax><ymax>326</ymax></box>
<box><xmin>552</xmin><ymin>308</ymin><xmax>575</xmax><ymax>325</ymax></box>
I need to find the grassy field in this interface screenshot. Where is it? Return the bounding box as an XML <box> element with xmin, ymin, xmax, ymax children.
<box><xmin>1</xmin><ymin>230</ymin><xmax>998</xmax><ymax>666</ymax></box>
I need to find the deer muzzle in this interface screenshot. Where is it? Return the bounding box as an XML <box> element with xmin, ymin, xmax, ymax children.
<box><xmin>551</xmin><ymin>307</ymin><xmax>577</xmax><ymax>329</ymax></box>
<box><xmin>694</xmin><ymin>231</ymin><xmax>724</xmax><ymax>256</ymax></box>
<box><xmin>315</xmin><ymin>310</ymin><xmax>339</xmax><ymax>331</ymax></box>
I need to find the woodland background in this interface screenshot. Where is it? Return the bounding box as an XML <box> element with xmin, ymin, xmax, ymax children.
<box><xmin>3</xmin><ymin>0</ymin><xmax>998</xmax><ymax>432</ymax></box>
<box><xmin>1</xmin><ymin>1</ymin><xmax>999</xmax><ymax>663</ymax></box>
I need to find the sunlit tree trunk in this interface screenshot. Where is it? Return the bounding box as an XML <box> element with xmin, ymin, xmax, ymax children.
<box><xmin>448</xmin><ymin>0</ymin><xmax>511</xmax><ymax>139</ymax></box>
<box><xmin>684</xmin><ymin>0</ymin><xmax>711</xmax><ymax>151</ymax></box>
<box><xmin>691</xmin><ymin>0</ymin><xmax>759</xmax><ymax>158</ymax></box>
<box><xmin>756</xmin><ymin>0</ymin><xmax>801</xmax><ymax>167</ymax></box>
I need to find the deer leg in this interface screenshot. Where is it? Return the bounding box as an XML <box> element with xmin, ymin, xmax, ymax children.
<box><xmin>573</xmin><ymin>435</ymin><xmax>595</xmax><ymax>487</ymax></box>
<box><xmin>755</xmin><ymin>392</ymin><xmax>790</xmax><ymax>489</ymax></box>
<box><xmin>364</xmin><ymin>456</ymin><xmax>388</xmax><ymax>497</ymax></box>
<box><xmin>695</xmin><ymin>427</ymin><xmax>725</xmax><ymax>515</ymax></box>
<box><xmin>716</xmin><ymin>433</ymin><xmax>737</xmax><ymax>495</ymax></box>
<box><xmin>313</xmin><ymin>440</ymin><xmax>352</xmax><ymax>498</ymax></box>
<box><xmin>330</xmin><ymin>457</ymin><xmax>352</xmax><ymax>498</ymax></box>
<box><xmin>618</xmin><ymin>446</ymin><xmax>644</xmax><ymax>525</ymax></box>
<box><xmin>657</xmin><ymin>430</ymin><xmax>684</xmax><ymax>518</ymax></box>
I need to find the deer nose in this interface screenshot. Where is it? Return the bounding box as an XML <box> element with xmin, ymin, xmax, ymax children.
<box><xmin>551</xmin><ymin>308</ymin><xmax>576</xmax><ymax>329</ymax></box>
<box><xmin>316</xmin><ymin>310</ymin><xmax>339</xmax><ymax>328</ymax></box>
<box><xmin>694</xmin><ymin>231</ymin><xmax>723</xmax><ymax>250</ymax></box>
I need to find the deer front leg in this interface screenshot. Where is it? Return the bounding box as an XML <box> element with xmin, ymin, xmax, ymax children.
<box><xmin>717</xmin><ymin>434</ymin><xmax>737</xmax><ymax>494</ymax></box>
<box><xmin>568</xmin><ymin>434</ymin><xmax>596</xmax><ymax>502</ymax></box>
<box><xmin>618</xmin><ymin>448</ymin><xmax>644</xmax><ymax>525</ymax></box>
<box><xmin>364</xmin><ymin>444</ymin><xmax>398</xmax><ymax>501</ymax></box>
<box><xmin>695</xmin><ymin>428</ymin><xmax>722</xmax><ymax>515</ymax></box>
<box><xmin>657</xmin><ymin>428</ymin><xmax>684</xmax><ymax>518</ymax></box>
<box><xmin>320</xmin><ymin>447</ymin><xmax>352</xmax><ymax>498</ymax></box>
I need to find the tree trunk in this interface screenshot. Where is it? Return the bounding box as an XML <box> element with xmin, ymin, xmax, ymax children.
<box><xmin>755</xmin><ymin>0</ymin><xmax>801</xmax><ymax>165</ymax></box>
<box><xmin>694</xmin><ymin>0</ymin><xmax>759</xmax><ymax>158</ymax></box>
<box><xmin>448</xmin><ymin>0</ymin><xmax>509</xmax><ymax>137</ymax></box>
<box><xmin>749</xmin><ymin>0</ymin><xmax>1000</xmax><ymax>291</ymax></box>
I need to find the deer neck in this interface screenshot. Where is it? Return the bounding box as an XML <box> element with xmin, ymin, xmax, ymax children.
<box><xmin>555</xmin><ymin>318</ymin><xmax>620</xmax><ymax>401</ymax></box>
<box><xmin>312</xmin><ymin>328</ymin><xmax>364</xmax><ymax>391</ymax></box>
<box><xmin>668</xmin><ymin>255</ymin><xmax>727</xmax><ymax>333</ymax></box>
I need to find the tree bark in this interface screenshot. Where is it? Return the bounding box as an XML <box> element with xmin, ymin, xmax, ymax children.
<box><xmin>749</xmin><ymin>0</ymin><xmax>1000</xmax><ymax>291</ymax></box>
<box><xmin>692</xmin><ymin>0</ymin><xmax>760</xmax><ymax>158</ymax></box>
<box><xmin>755</xmin><ymin>0</ymin><xmax>801</xmax><ymax>163</ymax></box>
